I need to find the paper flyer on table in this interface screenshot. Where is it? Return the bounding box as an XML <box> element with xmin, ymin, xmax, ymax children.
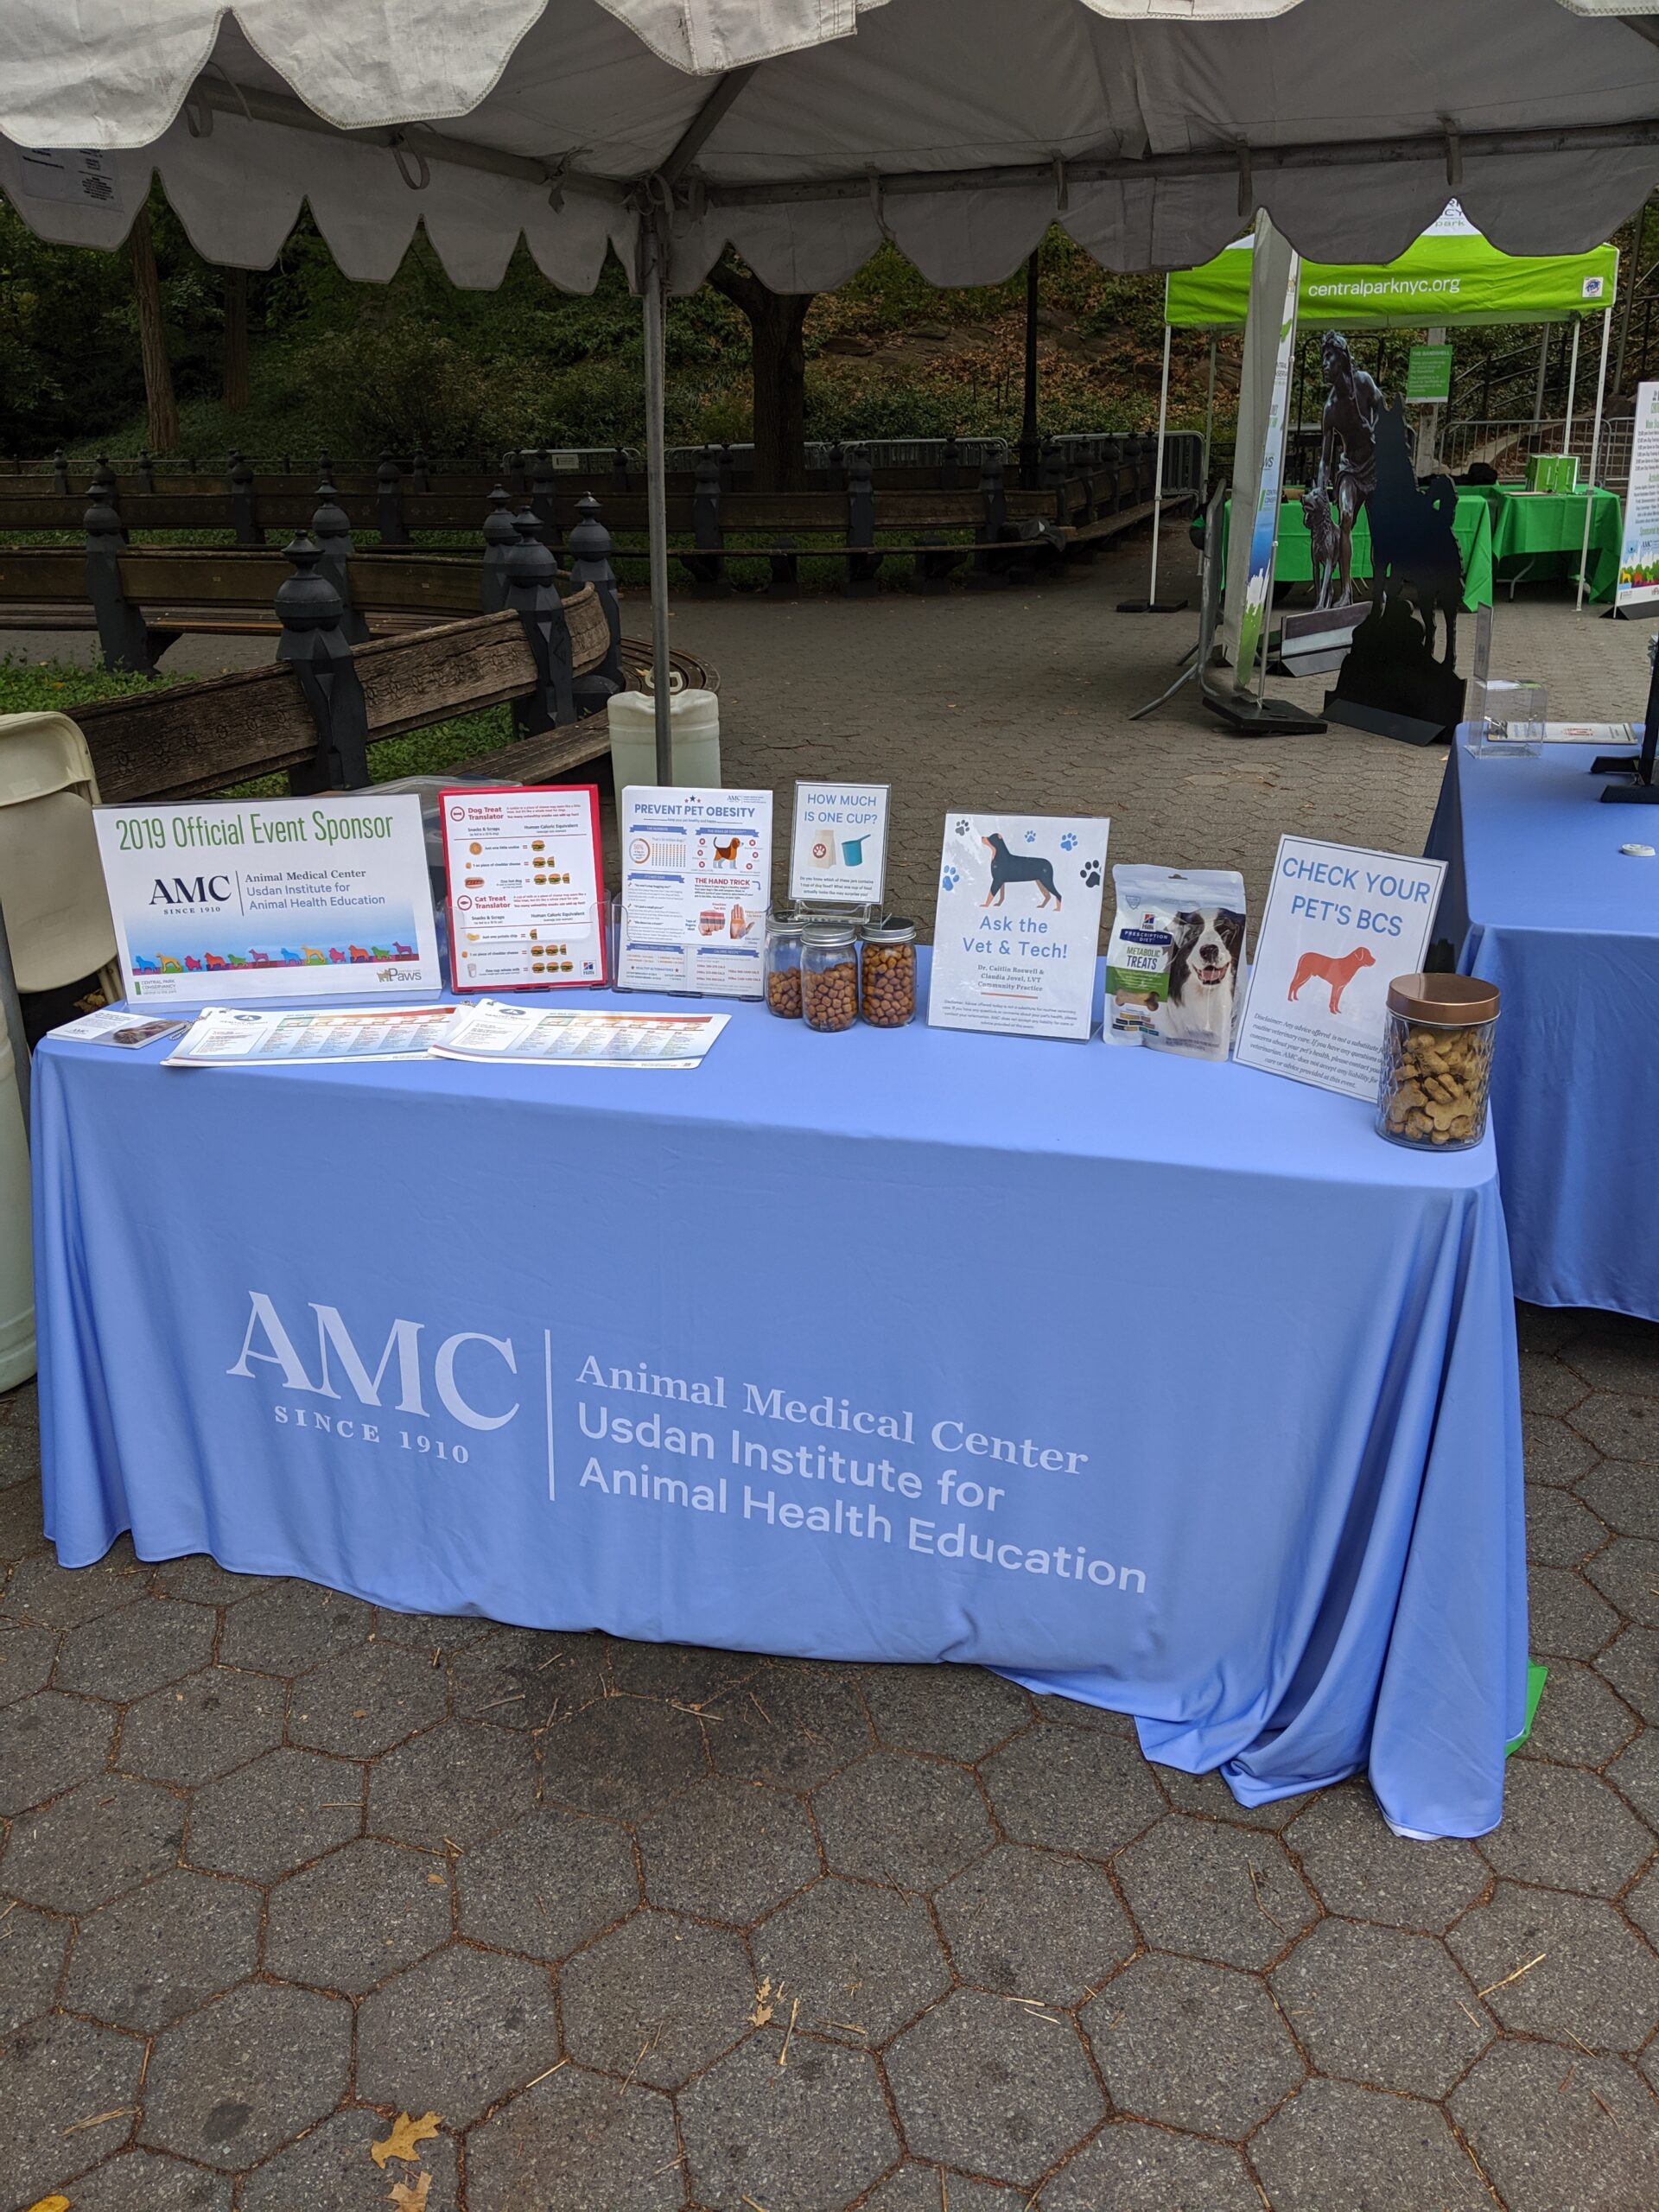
<box><xmin>926</xmin><ymin>812</ymin><xmax>1109</xmax><ymax>1041</ymax></box>
<box><xmin>48</xmin><ymin>1008</ymin><xmax>188</xmax><ymax>1050</ymax></box>
<box><xmin>92</xmin><ymin>795</ymin><xmax>440</xmax><ymax>1007</ymax></box>
<box><xmin>441</xmin><ymin>785</ymin><xmax>607</xmax><ymax>992</ymax></box>
<box><xmin>434</xmin><ymin>1000</ymin><xmax>728</xmax><ymax>1067</ymax></box>
<box><xmin>1234</xmin><ymin>836</ymin><xmax>1444</xmax><ymax>1101</ymax></box>
<box><xmin>165</xmin><ymin>1004</ymin><xmax>462</xmax><ymax>1067</ymax></box>
<box><xmin>617</xmin><ymin>786</ymin><xmax>771</xmax><ymax>995</ymax></box>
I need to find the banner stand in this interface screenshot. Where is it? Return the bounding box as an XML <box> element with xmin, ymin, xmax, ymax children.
<box><xmin>1595</xmin><ymin>635</ymin><xmax>1659</xmax><ymax>801</ymax></box>
<box><xmin>1117</xmin><ymin>324</ymin><xmax>1188</xmax><ymax>613</ymax></box>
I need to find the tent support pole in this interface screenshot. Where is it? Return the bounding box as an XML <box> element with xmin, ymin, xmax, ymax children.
<box><xmin>1562</xmin><ymin>318</ymin><xmax>1581</xmax><ymax>458</ymax></box>
<box><xmin>1533</xmin><ymin>326</ymin><xmax>1550</xmax><ymax>426</ymax></box>
<box><xmin>1576</xmin><ymin>307</ymin><xmax>1612</xmax><ymax>613</ymax></box>
<box><xmin>1116</xmin><ymin>321</ymin><xmax>1184</xmax><ymax>612</ymax></box>
<box><xmin>640</xmin><ymin>207</ymin><xmax>674</xmax><ymax>781</ymax></box>
<box><xmin>1202</xmin><ymin>336</ymin><xmax>1217</xmax><ymax>488</ymax></box>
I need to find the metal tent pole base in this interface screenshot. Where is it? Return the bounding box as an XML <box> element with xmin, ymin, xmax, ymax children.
<box><xmin>1116</xmin><ymin>597</ymin><xmax>1188</xmax><ymax>613</ymax></box>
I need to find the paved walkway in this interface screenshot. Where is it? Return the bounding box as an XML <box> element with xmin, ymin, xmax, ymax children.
<box><xmin>4</xmin><ymin>538</ymin><xmax>1658</xmax><ymax>2209</ymax></box>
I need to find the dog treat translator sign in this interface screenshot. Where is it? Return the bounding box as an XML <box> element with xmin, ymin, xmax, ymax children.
<box><xmin>441</xmin><ymin>785</ymin><xmax>607</xmax><ymax>993</ymax></box>
<box><xmin>1235</xmin><ymin>836</ymin><xmax>1444</xmax><ymax>1100</ymax></box>
<box><xmin>789</xmin><ymin>779</ymin><xmax>889</xmax><ymax>907</ymax></box>
<box><xmin>927</xmin><ymin>812</ymin><xmax>1109</xmax><ymax>1041</ymax></box>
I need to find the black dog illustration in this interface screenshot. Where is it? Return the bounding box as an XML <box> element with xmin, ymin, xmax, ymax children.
<box><xmin>982</xmin><ymin>833</ymin><xmax>1062</xmax><ymax>909</ymax></box>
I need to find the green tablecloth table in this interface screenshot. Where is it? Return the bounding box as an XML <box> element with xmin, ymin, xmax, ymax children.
<box><xmin>1466</xmin><ymin>486</ymin><xmax>1624</xmax><ymax>604</ymax></box>
<box><xmin>1218</xmin><ymin>492</ymin><xmax>1495</xmax><ymax>610</ymax></box>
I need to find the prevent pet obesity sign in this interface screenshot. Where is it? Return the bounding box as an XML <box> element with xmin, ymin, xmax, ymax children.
<box><xmin>1235</xmin><ymin>835</ymin><xmax>1444</xmax><ymax>1100</ymax></box>
<box><xmin>927</xmin><ymin>812</ymin><xmax>1109</xmax><ymax>1041</ymax></box>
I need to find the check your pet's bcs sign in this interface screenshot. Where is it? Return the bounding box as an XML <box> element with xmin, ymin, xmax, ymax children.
<box><xmin>1235</xmin><ymin>835</ymin><xmax>1445</xmax><ymax>1099</ymax></box>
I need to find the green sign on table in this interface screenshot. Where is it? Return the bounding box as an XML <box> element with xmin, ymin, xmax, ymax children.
<box><xmin>1406</xmin><ymin>343</ymin><xmax>1453</xmax><ymax>404</ymax></box>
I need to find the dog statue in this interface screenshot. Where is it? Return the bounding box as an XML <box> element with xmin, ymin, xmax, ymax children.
<box><xmin>1301</xmin><ymin>484</ymin><xmax>1344</xmax><ymax>611</ymax></box>
<box><xmin>982</xmin><ymin>832</ymin><xmax>1063</xmax><ymax>909</ymax></box>
<box><xmin>1288</xmin><ymin>943</ymin><xmax>1376</xmax><ymax>1014</ymax></box>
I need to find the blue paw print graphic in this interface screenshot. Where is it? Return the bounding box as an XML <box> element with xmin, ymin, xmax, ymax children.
<box><xmin>954</xmin><ymin>818</ymin><xmax>970</xmax><ymax>836</ymax></box>
<box><xmin>1060</xmin><ymin>832</ymin><xmax>1078</xmax><ymax>851</ymax></box>
<box><xmin>941</xmin><ymin>863</ymin><xmax>961</xmax><ymax>891</ymax></box>
<box><xmin>1079</xmin><ymin>859</ymin><xmax>1102</xmax><ymax>888</ymax></box>
<box><xmin>1024</xmin><ymin>830</ymin><xmax>1038</xmax><ymax>844</ymax></box>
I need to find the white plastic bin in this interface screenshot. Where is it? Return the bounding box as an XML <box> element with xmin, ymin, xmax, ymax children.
<box><xmin>0</xmin><ymin>1019</ymin><xmax>33</xmax><ymax>1392</ymax></box>
<box><xmin>607</xmin><ymin>683</ymin><xmax>721</xmax><ymax>791</ymax></box>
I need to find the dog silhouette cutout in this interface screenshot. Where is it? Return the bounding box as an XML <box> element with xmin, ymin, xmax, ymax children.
<box><xmin>982</xmin><ymin>832</ymin><xmax>1063</xmax><ymax>909</ymax></box>
<box><xmin>1288</xmin><ymin>944</ymin><xmax>1376</xmax><ymax>1014</ymax></box>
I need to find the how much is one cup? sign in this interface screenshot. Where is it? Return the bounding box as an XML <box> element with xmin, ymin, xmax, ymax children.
<box><xmin>789</xmin><ymin>779</ymin><xmax>889</xmax><ymax>907</ymax></box>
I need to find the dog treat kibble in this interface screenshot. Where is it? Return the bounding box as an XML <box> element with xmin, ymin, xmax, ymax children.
<box><xmin>802</xmin><ymin>958</ymin><xmax>860</xmax><ymax>1031</ymax></box>
<box><xmin>859</xmin><ymin>918</ymin><xmax>918</xmax><ymax>1027</ymax></box>
<box><xmin>1375</xmin><ymin>975</ymin><xmax>1499</xmax><ymax>1153</ymax></box>
<box><xmin>766</xmin><ymin>967</ymin><xmax>803</xmax><ymax>1019</ymax></box>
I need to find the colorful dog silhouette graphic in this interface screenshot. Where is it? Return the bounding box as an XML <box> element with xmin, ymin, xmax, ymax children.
<box><xmin>1288</xmin><ymin>944</ymin><xmax>1376</xmax><ymax>1014</ymax></box>
<box><xmin>348</xmin><ymin>944</ymin><xmax>372</xmax><ymax>962</ymax></box>
<box><xmin>392</xmin><ymin>941</ymin><xmax>415</xmax><ymax>958</ymax></box>
<box><xmin>205</xmin><ymin>952</ymin><xmax>228</xmax><ymax>971</ymax></box>
<box><xmin>279</xmin><ymin>949</ymin><xmax>302</xmax><ymax>966</ymax></box>
<box><xmin>249</xmin><ymin>950</ymin><xmax>275</xmax><ymax>967</ymax></box>
<box><xmin>981</xmin><ymin>833</ymin><xmax>1063</xmax><ymax>909</ymax></box>
<box><xmin>134</xmin><ymin>954</ymin><xmax>161</xmax><ymax>974</ymax></box>
<box><xmin>327</xmin><ymin>947</ymin><xmax>347</xmax><ymax>963</ymax></box>
<box><xmin>302</xmin><ymin>945</ymin><xmax>327</xmax><ymax>964</ymax></box>
<box><xmin>159</xmin><ymin>956</ymin><xmax>183</xmax><ymax>974</ymax></box>
<box><xmin>185</xmin><ymin>957</ymin><xmax>203</xmax><ymax>971</ymax></box>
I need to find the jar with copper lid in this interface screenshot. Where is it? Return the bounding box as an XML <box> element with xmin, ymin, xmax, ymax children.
<box><xmin>1376</xmin><ymin>973</ymin><xmax>1500</xmax><ymax>1150</ymax></box>
<box><xmin>860</xmin><ymin>916</ymin><xmax>917</xmax><ymax>1027</ymax></box>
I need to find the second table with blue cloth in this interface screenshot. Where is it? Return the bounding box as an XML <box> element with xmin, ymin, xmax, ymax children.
<box><xmin>1427</xmin><ymin>740</ymin><xmax>1659</xmax><ymax>1320</ymax></box>
<box><xmin>32</xmin><ymin>959</ymin><xmax>1528</xmax><ymax>1839</ymax></box>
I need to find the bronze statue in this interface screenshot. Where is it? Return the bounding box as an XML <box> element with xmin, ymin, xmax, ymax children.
<box><xmin>1310</xmin><ymin>331</ymin><xmax>1382</xmax><ymax>608</ymax></box>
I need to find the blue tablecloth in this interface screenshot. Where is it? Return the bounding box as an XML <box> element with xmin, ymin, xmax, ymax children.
<box><xmin>32</xmin><ymin>963</ymin><xmax>1526</xmax><ymax>1837</ymax></box>
<box><xmin>1427</xmin><ymin>741</ymin><xmax>1659</xmax><ymax>1321</ymax></box>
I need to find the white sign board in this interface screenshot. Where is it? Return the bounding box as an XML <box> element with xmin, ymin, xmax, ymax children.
<box><xmin>926</xmin><ymin>812</ymin><xmax>1109</xmax><ymax>1041</ymax></box>
<box><xmin>441</xmin><ymin>785</ymin><xmax>607</xmax><ymax>991</ymax></box>
<box><xmin>618</xmin><ymin>786</ymin><xmax>771</xmax><ymax>996</ymax></box>
<box><xmin>93</xmin><ymin>795</ymin><xmax>440</xmax><ymax>1006</ymax></box>
<box><xmin>788</xmin><ymin>780</ymin><xmax>889</xmax><ymax>907</ymax></box>
<box><xmin>1617</xmin><ymin>379</ymin><xmax>1659</xmax><ymax>613</ymax></box>
<box><xmin>1234</xmin><ymin>836</ymin><xmax>1445</xmax><ymax>1100</ymax></box>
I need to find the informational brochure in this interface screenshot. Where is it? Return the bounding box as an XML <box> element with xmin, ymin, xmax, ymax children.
<box><xmin>926</xmin><ymin>811</ymin><xmax>1109</xmax><ymax>1042</ymax></box>
<box><xmin>48</xmin><ymin>1008</ymin><xmax>188</xmax><ymax>1050</ymax></box>
<box><xmin>92</xmin><ymin>795</ymin><xmax>440</xmax><ymax>1007</ymax></box>
<box><xmin>788</xmin><ymin>779</ymin><xmax>889</xmax><ymax>907</ymax></box>
<box><xmin>165</xmin><ymin>1003</ymin><xmax>461</xmax><ymax>1067</ymax></box>
<box><xmin>1541</xmin><ymin>722</ymin><xmax>1639</xmax><ymax>745</ymax></box>
<box><xmin>617</xmin><ymin>786</ymin><xmax>771</xmax><ymax>996</ymax></box>
<box><xmin>441</xmin><ymin>785</ymin><xmax>607</xmax><ymax>993</ymax></box>
<box><xmin>1234</xmin><ymin>836</ymin><xmax>1445</xmax><ymax>1101</ymax></box>
<box><xmin>434</xmin><ymin>999</ymin><xmax>728</xmax><ymax>1069</ymax></box>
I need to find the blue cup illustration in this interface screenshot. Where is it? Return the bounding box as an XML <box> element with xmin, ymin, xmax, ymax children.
<box><xmin>841</xmin><ymin>836</ymin><xmax>868</xmax><ymax>867</ymax></box>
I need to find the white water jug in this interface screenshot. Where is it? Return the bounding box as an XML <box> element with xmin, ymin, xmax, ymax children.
<box><xmin>607</xmin><ymin>678</ymin><xmax>721</xmax><ymax>791</ymax></box>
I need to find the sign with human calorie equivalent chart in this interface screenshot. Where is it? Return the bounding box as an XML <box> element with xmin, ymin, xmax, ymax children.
<box><xmin>1235</xmin><ymin>836</ymin><xmax>1444</xmax><ymax>1100</ymax></box>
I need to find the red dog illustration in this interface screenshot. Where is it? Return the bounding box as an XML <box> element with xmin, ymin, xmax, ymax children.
<box><xmin>1288</xmin><ymin>944</ymin><xmax>1376</xmax><ymax>1014</ymax></box>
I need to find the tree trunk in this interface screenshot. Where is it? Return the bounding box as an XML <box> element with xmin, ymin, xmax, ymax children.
<box><xmin>223</xmin><ymin>267</ymin><xmax>250</xmax><ymax>411</ymax></box>
<box><xmin>708</xmin><ymin>256</ymin><xmax>811</xmax><ymax>493</ymax></box>
<box><xmin>130</xmin><ymin>204</ymin><xmax>179</xmax><ymax>454</ymax></box>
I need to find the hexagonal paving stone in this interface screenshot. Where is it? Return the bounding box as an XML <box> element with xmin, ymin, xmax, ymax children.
<box><xmin>1082</xmin><ymin>1953</ymin><xmax>1304</xmax><ymax>2139</ymax></box>
<box><xmin>1521</xmin><ymin>1347</ymin><xmax>1592</xmax><ymax>1414</ymax></box>
<box><xmin>1037</xmin><ymin>2121</ymin><xmax>1262</xmax><ymax>2212</ymax></box>
<box><xmin>0</xmin><ymin>1688</ymin><xmax>115</xmax><ymax>1813</ymax></box>
<box><xmin>1571</xmin><ymin>1390</ymin><xmax>1659</xmax><ymax>1460</ymax></box>
<box><xmin>1449</xmin><ymin>2041</ymin><xmax>1659</xmax><ymax>2212</ymax></box>
<box><xmin>636</xmin><ymin>1776</ymin><xmax>819</xmax><ymax>1923</ymax></box>
<box><xmin>1524</xmin><ymin>1483</ymin><xmax>1610</xmax><ymax>1567</ymax></box>
<box><xmin>1251</xmin><ymin>2077</ymin><xmax>1491</xmax><ymax>2212</ymax></box>
<box><xmin>1479</xmin><ymin>1760</ymin><xmax>1654</xmax><ymax>1893</ymax></box>
<box><xmin>0</xmin><ymin>1478</ymin><xmax>48</xmax><ymax>1564</ymax></box>
<box><xmin>465</xmin><ymin>2066</ymin><xmax>682</xmax><ymax>2212</ymax></box>
<box><xmin>1629</xmin><ymin>1859</ymin><xmax>1659</xmax><ymax>1948</ymax></box>
<box><xmin>0</xmin><ymin>2012</ymin><xmax>145</xmax><ymax>2205</ymax></box>
<box><xmin>287</xmin><ymin>1642</ymin><xmax>446</xmax><ymax>1758</ymax></box>
<box><xmin>118</xmin><ymin>1666</ymin><xmax>285</xmax><ymax>1785</ymax></box>
<box><xmin>1519</xmin><ymin>1659</ymin><xmax>1642</xmax><ymax>1767</ymax></box>
<box><xmin>1607</xmin><ymin>1725</ymin><xmax>1659</xmax><ymax>1827</ymax></box>
<box><xmin>706</xmin><ymin>1658</ymin><xmax>874</xmax><ymax>1789</ymax></box>
<box><xmin>66</xmin><ymin>1866</ymin><xmax>261</xmax><ymax>2031</ymax></box>
<box><xmin>0</xmin><ymin>1619</ymin><xmax>60</xmax><ymax>1704</ymax></box>
<box><xmin>886</xmin><ymin>1986</ymin><xmax>1103</xmax><ymax>2188</ymax></box>
<box><xmin>1285</xmin><ymin>1781</ymin><xmax>1490</xmax><ymax>1929</ymax></box>
<box><xmin>861</xmin><ymin>1662</ymin><xmax>1032</xmax><ymax>1761</ymax></box>
<box><xmin>1151</xmin><ymin>1764</ymin><xmax>1315</xmax><ymax>1829</ymax></box>
<box><xmin>0</xmin><ymin>1901</ymin><xmax>68</xmax><ymax>2032</ymax></box>
<box><xmin>265</xmin><ymin>1838</ymin><xmax>451</xmax><ymax>1994</ymax></box>
<box><xmin>934</xmin><ymin>1844</ymin><xmax>1135</xmax><ymax>2005</ymax></box>
<box><xmin>452</xmin><ymin>1626</ymin><xmax>608</xmax><ymax>1727</ymax></box>
<box><xmin>456</xmin><ymin>1806</ymin><xmax>639</xmax><ymax>1961</ymax></box>
<box><xmin>861</xmin><ymin>2167</ymin><xmax>1020</xmax><ymax>2212</ymax></box>
<box><xmin>680</xmin><ymin>2027</ymin><xmax>900</xmax><ymax>2212</ymax></box>
<box><xmin>1269</xmin><ymin>1917</ymin><xmax>1489</xmax><ymax>2096</ymax></box>
<box><xmin>1597</xmin><ymin>1622</ymin><xmax>1659</xmax><ymax>1722</ymax></box>
<box><xmin>1560</xmin><ymin>1324</ymin><xmax>1659</xmax><ymax>1397</ymax></box>
<box><xmin>143</xmin><ymin>1980</ymin><xmax>351</xmax><ymax>2170</ymax></box>
<box><xmin>186</xmin><ymin>1745</ymin><xmax>362</xmax><ymax>1882</ymax></box>
<box><xmin>560</xmin><ymin>1908</ymin><xmax>751</xmax><ymax>2089</ymax></box>
<box><xmin>357</xmin><ymin>1941</ymin><xmax>560</xmax><ymax>2127</ymax></box>
<box><xmin>150</xmin><ymin>1554</ymin><xmax>275</xmax><ymax>1607</ymax></box>
<box><xmin>1576</xmin><ymin>1460</ymin><xmax>1659</xmax><ymax>1542</ymax></box>
<box><xmin>372</xmin><ymin>1604</ymin><xmax>493</xmax><ymax>1650</ymax></box>
<box><xmin>367</xmin><ymin>1719</ymin><xmax>538</xmax><ymax>1850</ymax></box>
<box><xmin>540</xmin><ymin>1695</ymin><xmax>709</xmax><ymax>1819</ymax></box>
<box><xmin>1114</xmin><ymin>1815</ymin><xmax>1315</xmax><ymax>1970</ymax></box>
<box><xmin>2</xmin><ymin>1540</ymin><xmax>152</xmax><ymax>1625</ymax></box>
<box><xmin>1528</xmin><ymin>1564</ymin><xmax>1622</xmax><ymax>1660</ymax></box>
<box><xmin>752</xmin><ymin>1874</ymin><xmax>950</xmax><ymax>2045</ymax></box>
<box><xmin>1585</xmin><ymin>1534</ymin><xmax>1659</xmax><ymax>1624</ymax></box>
<box><xmin>65</xmin><ymin>2147</ymin><xmax>232</xmax><ymax>2210</ymax></box>
<box><xmin>54</xmin><ymin>1598</ymin><xmax>217</xmax><ymax>1700</ymax></box>
<box><xmin>1448</xmin><ymin>1881</ymin><xmax>1659</xmax><ymax>2050</ymax></box>
<box><xmin>981</xmin><ymin>1723</ymin><xmax>1165</xmax><ymax>1860</ymax></box>
<box><xmin>238</xmin><ymin>2105</ymin><xmax>459</xmax><ymax>2212</ymax></box>
<box><xmin>216</xmin><ymin>1578</ymin><xmax>374</xmax><ymax>1674</ymax></box>
<box><xmin>1521</xmin><ymin>1411</ymin><xmax>1600</xmax><ymax>1489</ymax></box>
<box><xmin>1</xmin><ymin>1772</ymin><xmax>185</xmax><ymax>1912</ymax></box>
<box><xmin>814</xmin><ymin>1750</ymin><xmax>993</xmax><ymax>1891</ymax></box>
<box><xmin>607</xmin><ymin>1637</ymin><xmax>760</xmax><ymax>1706</ymax></box>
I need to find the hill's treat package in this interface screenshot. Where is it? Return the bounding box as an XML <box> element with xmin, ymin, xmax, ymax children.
<box><xmin>1104</xmin><ymin>865</ymin><xmax>1247</xmax><ymax>1061</ymax></box>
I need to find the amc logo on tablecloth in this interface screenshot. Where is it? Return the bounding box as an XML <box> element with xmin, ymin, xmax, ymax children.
<box><xmin>227</xmin><ymin>1292</ymin><xmax>522</xmax><ymax>1432</ymax></box>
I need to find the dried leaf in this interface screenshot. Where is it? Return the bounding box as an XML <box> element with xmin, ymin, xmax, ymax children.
<box><xmin>390</xmin><ymin>2176</ymin><xmax>432</xmax><ymax>2211</ymax></box>
<box><xmin>371</xmin><ymin>2112</ymin><xmax>442</xmax><ymax>2169</ymax></box>
<box><xmin>749</xmin><ymin>1977</ymin><xmax>778</xmax><ymax>2029</ymax></box>
<box><xmin>27</xmin><ymin>2198</ymin><xmax>72</xmax><ymax>2212</ymax></box>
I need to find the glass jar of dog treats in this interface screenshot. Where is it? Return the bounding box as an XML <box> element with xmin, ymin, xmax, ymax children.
<box><xmin>765</xmin><ymin>913</ymin><xmax>804</xmax><ymax>1020</ymax></box>
<box><xmin>860</xmin><ymin>916</ymin><xmax>918</xmax><ymax>1027</ymax></box>
<box><xmin>800</xmin><ymin>922</ymin><xmax>861</xmax><ymax>1033</ymax></box>
<box><xmin>1376</xmin><ymin>974</ymin><xmax>1500</xmax><ymax>1151</ymax></box>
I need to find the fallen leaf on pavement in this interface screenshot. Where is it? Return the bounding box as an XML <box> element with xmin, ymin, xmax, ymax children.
<box><xmin>390</xmin><ymin>2176</ymin><xmax>432</xmax><ymax>2210</ymax></box>
<box><xmin>371</xmin><ymin>2113</ymin><xmax>442</xmax><ymax>2168</ymax></box>
<box><xmin>27</xmin><ymin>2198</ymin><xmax>72</xmax><ymax>2212</ymax></box>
